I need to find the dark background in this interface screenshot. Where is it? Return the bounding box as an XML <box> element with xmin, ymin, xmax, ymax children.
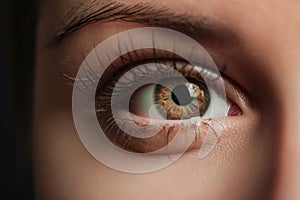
<box><xmin>1</xmin><ymin>0</ymin><xmax>36</xmax><ymax>199</ymax></box>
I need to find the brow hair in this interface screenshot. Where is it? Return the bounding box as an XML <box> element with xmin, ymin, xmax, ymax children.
<box><xmin>50</xmin><ymin>0</ymin><xmax>240</xmax><ymax>46</ymax></box>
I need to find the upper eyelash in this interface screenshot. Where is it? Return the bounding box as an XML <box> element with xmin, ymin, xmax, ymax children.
<box><xmin>60</xmin><ymin>47</ymin><xmax>227</xmax><ymax>115</ymax></box>
<box><xmin>61</xmin><ymin>25</ymin><xmax>228</xmax><ymax>89</ymax></box>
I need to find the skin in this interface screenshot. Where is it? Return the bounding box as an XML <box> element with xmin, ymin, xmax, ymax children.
<box><xmin>34</xmin><ymin>0</ymin><xmax>300</xmax><ymax>199</ymax></box>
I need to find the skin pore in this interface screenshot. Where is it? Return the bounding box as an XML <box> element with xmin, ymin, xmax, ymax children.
<box><xmin>34</xmin><ymin>0</ymin><xmax>300</xmax><ymax>199</ymax></box>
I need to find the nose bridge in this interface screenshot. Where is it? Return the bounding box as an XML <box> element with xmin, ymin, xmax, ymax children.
<box><xmin>270</xmin><ymin>57</ymin><xmax>300</xmax><ymax>200</ymax></box>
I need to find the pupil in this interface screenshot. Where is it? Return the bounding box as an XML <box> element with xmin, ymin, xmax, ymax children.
<box><xmin>171</xmin><ymin>84</ymin><xmax>193</xmax><ymax>106</ymax></box>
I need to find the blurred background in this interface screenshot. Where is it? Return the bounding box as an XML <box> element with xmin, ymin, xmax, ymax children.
<box><xmin>1</xmin><ymin>0</ymin><xmax>35</xmax><ymax>199</ymax></box>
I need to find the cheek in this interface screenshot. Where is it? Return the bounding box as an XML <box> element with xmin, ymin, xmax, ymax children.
<box><xmin>179</xmin><ymin>118</ymin><xmax>274</xmax><ymax>200</ymax></box>
<box><xmin>34</xmin><ymin>99</ymin><xmax>273</xmax><ymax>200</ymax></box>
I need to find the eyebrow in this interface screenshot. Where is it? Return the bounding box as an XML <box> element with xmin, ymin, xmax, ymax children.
<box><xmin>50</xmin><ymin>0</ymin><xmax>240</xmax><ymax>46</ymax></box>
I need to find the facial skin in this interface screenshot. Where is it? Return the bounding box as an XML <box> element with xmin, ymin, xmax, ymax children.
<box><xmin>34</xmin><ymin>0</ymin><xmax>300</xmax><ymax>199</ymax></box>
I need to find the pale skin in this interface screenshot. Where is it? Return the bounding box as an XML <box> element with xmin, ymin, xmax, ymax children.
<box><xmin>34</xmin><ymin>0</ymin><xmax>300</xmax><ymax>199</ymax></box>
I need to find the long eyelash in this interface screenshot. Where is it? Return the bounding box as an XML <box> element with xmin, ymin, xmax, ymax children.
<box><xmin>62</xmin><ymin>44</ymin><xmax>225</xmax><ymax>90</ymax></box>
<box><xmin>62</xmin><ymin>34</ymin><xmax>228</xmax><ymax>153</ymax></box>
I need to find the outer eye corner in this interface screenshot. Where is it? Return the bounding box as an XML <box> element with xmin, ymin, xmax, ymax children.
<box><xmin>71</xmin><ymin>27</ymin><xmax>256</xmax><ymax>173</ymax></box>
<box><xmin>227</xmin><ymin>100</ymin><xmax>243</xmax><ymax>117</ymax></box>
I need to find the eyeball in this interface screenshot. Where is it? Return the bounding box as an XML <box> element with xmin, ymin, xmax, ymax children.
<box><xmin>72</xmin><ymin>27</ymin><xmax>228</xmax><ymax>173</ymax></box>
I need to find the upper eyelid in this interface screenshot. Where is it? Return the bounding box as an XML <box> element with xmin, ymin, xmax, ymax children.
<box><xmin>61</xmin><ymin>45</ymin><xmax>225</xmax><ymax>88</ymax></box>
<box><xmin>49</xmin><ymin>0</ymin><xmax>241</xmax><ymax>47</ymax></box>
<box><xmin>93</xmin><ymin>48</ymin><xmax>221</xmax><ymax>83</ymax></box>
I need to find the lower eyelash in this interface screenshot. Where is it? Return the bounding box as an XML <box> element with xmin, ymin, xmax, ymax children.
<box><xmin>87</xmin><ymin>47</ymin><xmax>229</xmax><ymax>153</ymax></box>
<box><xmin>98</xmin><ymin>109</ymin><xmax>217</xmax><ymax>153</ymax></box>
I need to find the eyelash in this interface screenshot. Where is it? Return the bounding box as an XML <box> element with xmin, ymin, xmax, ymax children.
<box><xmin>79</xmin><ymin>47</ymin><xmax>227</xmax><ymax>153</ymax></box>
<box><xmin>65</xmin><ymin>33</ymin><xmax>242</xmax><ymax>155</ymax></box>
<box><xmin>94</xmin><ymin>48</ymin><xmax>224</xmax><ymax>87</ymax></box>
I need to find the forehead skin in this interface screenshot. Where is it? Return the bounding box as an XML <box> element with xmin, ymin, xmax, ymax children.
<box><xmin>35</xmin><ymin>0</ymin><xmax>300</xmax><ymax>200</ymax></box>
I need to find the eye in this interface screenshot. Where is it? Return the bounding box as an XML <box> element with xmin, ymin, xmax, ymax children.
<box><xmin>95</xmin><ymin>49</ymin><xmax>239</xmax><ymax>154</ymax></box>
<box><xmin>71</xmin><ymin>27</ymin><xmax>247</xmax><ymax>172</ymax></box>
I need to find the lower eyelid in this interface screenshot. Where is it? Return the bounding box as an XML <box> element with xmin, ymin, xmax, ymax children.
<box><xmin>123</xmin><ymin>124</ymin><xmax>180</xmax><ymax>153</ymax></box>
<box><xmin>101</xmin><ymin>109</ymin><xmax>219</xmax><ymax>154</ymax></box>
<box><xmin>95</xmin><ymin>75</ymin><xmax>247</xmax><ymax>155</ymax></box>
<box><xmin>95</xmin><ymin>77</ymin><xmax>246</xmax><ymax>154</ymax></box>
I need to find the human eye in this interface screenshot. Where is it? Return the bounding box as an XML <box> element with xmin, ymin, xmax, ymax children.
<box><xmin>95</xmin><ymin>52</ymin><xmax>229</xmax><ymax>154</ymax></box>
<box><xmin>71</xmin><ymin>27</ymin><xmax>247</xmax><ymax>170</ymax></box>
